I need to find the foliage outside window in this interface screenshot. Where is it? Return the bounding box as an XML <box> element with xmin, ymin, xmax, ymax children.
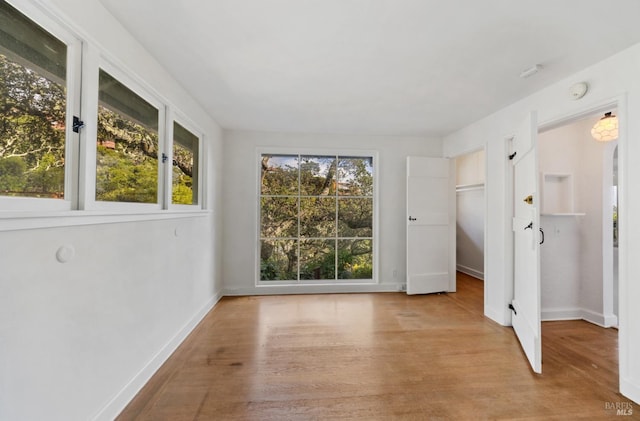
<box><xmin>0</xmin><ymin>0</ymin><xmax>205</xmax><ymax>215</ymax></box>
<box><xmin>96</xmin><ymin>69</ymin><xmax>159</xmax><ymax>203</ymax></box>
<box><xmin>260</xmin><ymin>153</ymin><xmax>374</xmax><ymax>282</ymax></box>
<box><xmin>172</xmin><ymin>122</ymin><xmax>199</xmax><ymax>205</ymax></box>
<box><xmin>0</xmin><ymin>0</ymin><xmax>67</xmax><ymax>199</ymax></box>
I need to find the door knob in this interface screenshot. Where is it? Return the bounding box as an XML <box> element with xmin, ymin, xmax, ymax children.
<box><xmin>523</xmin><ymin>195</ymin><xmax>533</xmax><ymax>205</ymax></box>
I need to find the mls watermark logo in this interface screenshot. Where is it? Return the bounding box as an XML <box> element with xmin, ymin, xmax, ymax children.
<box><xmin>605</xmin><ymin>401</ymin><xmax>634</xmax><ymax>416</ymax></box>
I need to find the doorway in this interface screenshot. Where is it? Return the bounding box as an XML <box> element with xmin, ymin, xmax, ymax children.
<box><xmin>537</xmin><ymin>110</ymin><xmax>618</xmax><ymax>327</ymax></box>
<box><xmin>455</xmin><ymin>149</ymin><xmax>486</xmax><ymax>307</ymax></box>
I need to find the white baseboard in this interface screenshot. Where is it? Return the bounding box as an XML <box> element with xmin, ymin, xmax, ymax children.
<box><xmin>541</xmin><ymin>308</ymin><xmax>582</xmax><ymax>322</ymax></box>
<box><xmin>621</xmin><ymin>377</ymin><xmax>640</xmax><ymax>405</ymax></box>
<box><xmin>456</xmin><ymin>264</ymin><xmax>484</xmax><ymax>280</ymax></box>
<box><xmin>224</xmin><ymin>283</ymin><xmax>402</xmax><ymax>296</ymax></box>
<box><xmin>603</xmin><ymin>313</ymin><xmax>619</xmax><ymax>328</ymax></box>
<box><xmin>581</xmin><ymin>308</ymin><xmax>609</xmax><ymax>327</ymax></box>
<box><xmin>485</xmin><ymin>306</ymin><xmax>508</xmax><ymax>326</ymax></box>
<box><xmin>92</xmin><ymin>291</ymin><xmax>224</xmax><ymax>421</ymax></box>
<box><xmin>542</xmin><ymin>307</ymin><xmax>618</xmax><ymax>328</ymax></box>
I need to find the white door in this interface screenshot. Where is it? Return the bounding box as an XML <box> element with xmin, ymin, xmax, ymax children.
<box><xmin>511</xmin><ymin>112</ymin><xmax>542</xmax><ymax>373</ymax></box>
<box><xmin>406</xmin><ymin>156</ymin><xmax>454</xmax><ymax>295</ymax></box>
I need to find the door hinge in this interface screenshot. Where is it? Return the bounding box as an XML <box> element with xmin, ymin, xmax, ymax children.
<box><xmin>508</xmin><ymin>303</ymin><xmax>517</xmax><ymax>315</ymax></box>
<box><xmin>72</xmin><ymin>116</ymin><xmax>84</xmax><ymax>133</ymax></box>
<box><xmin>508</xmin><ymin>151</ymin><xmax>517</xmax><ymax>160</ymax></box>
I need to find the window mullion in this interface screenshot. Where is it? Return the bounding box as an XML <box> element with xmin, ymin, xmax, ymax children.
<box><xmin>160</xmin><ymin>107</ymin><xmax>171</xmax><ymax>209</ymax></box>
<box><xmin>335</xmin><ymin>154</ymin><xmax>339</xmax><ymax>280</ymax></box>
<box><xmin>77</xmin><ymin>43</ymin><xmax>99</xmax><ymax>210</ymax></box>
<box><xmin>297</xmin><ymin>154</ymin><xmax>301</xmax><ymax>282</ymax></box>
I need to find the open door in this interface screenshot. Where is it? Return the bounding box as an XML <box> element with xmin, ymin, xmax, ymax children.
<box><xmin>510</xmin><ymin>112</ymin><xmax>542</xmax><ymax>373</ymax></box>
<box><xmin>406</xmin><ymin>156</ymin><xmax>453</xmax><ymax>295</ymax></box>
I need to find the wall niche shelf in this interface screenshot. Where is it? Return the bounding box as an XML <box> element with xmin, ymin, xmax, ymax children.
<box><xmin>540</xmin><ymin>173</ymin><xmax>584</xmax><ymax>215</ymax></box>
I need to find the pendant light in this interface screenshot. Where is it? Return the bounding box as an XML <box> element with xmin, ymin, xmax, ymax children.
<box><xmin>591</xmin><ymin>112</ymin><xmax>618</xmax><ymax>142</ymax></box>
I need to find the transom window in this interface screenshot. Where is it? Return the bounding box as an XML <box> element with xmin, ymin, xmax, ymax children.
<box><xmin>259</xmin><ymin>153</ymin><xmax>375</xmax><ymax>282</ymax></box>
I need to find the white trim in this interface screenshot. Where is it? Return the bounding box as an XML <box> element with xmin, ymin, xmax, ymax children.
<box><xmin>485</xmin><ymin>307</ymin><xmax>505</xmax><ymax>325</ymax></box>
<box><xmin>616</xmin><ymin>94</ymin><xmax>629</xmax><ymax>402</ymax></box>
<box><xmin>456</xmin><ymin>264</ymin><xmax>484</xmax><ymax>280</ymax></box>
<box><xmin>503</xmin><ymin>136</ymin><xmax>515</xmax><ymax>326</ymax></box>
<box><xmin>0</xmin><ymin>209</ymin><xmax>210</xmax><ymax>232</ymax></box>
<box><xmin>621</xmin><ymin>378</ymin><xmax>640</xmax><ymax>405</ymax></box>
<box><xmin>225</xmin><ymin>283</ymin><xmax>402</xmax><ymax>296</ymax></box>
<box><xmin>91</xmin><ymin>291</ymin><xmax>224</xmax><ymax>421</ymax></box>
<box><xmin>83</xmin><ymin>59</ymin><xmax>166</xmax><ymax>212</ymax></box>
<box><xmin>168</xmin><ymin>111</ymin><xmax>205</xmax><ymax>210</ymax></box>
<box><xmin>541</xmin><ymin>307</ymin><xmax>619</xmax><ymax>328</ymax></box>
<box><xmin>0</xmin><ymin>0</ymin><xmax>82</xmax><ymax>212</ymax></box>
<box><xmin>256</xmin><ymin>148</ymin><xmax>379</xmax><ymax>286</ymax></box>
<box><xmin>602</xmin><ymin>140</ymin><xmax>618</xmax><ymax>329</ymax></box>
<box><xmin>541</xmin><ymin>307</ymin><xmax>582</xmax><ymax>321</ymax></box>
<box><xmin>580</xmin><ymin>308</ymin><xmax>608</xmax><ymax>326</ymax></box>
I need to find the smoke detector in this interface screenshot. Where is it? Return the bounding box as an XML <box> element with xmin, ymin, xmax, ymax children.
<box><xmin>569</xmin><ymin>82</ymin><xmax>588</xmax><ymax>100</ymax></box>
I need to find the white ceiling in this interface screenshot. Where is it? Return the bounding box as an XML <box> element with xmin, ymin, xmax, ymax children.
<box><xmin>99</xmin><ymin>0</ymin><xmax>640</xmax><ymax>137</ymax></box>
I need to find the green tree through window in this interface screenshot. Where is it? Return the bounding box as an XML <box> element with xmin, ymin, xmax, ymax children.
<box><xmin>0</xmin><ymin>0</ymin><xmax>68</xmax><ymax>199</ymax></box>
<box><xmin>260</xmin><ymin>154</ymin><xmax>374</xmax><ymax>281</ymax></box>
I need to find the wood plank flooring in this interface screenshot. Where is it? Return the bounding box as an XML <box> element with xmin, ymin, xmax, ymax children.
<box><xmin>117</xmin><ymin>273</ymin><xmax>633</xmax><ymax>420</ymax></box>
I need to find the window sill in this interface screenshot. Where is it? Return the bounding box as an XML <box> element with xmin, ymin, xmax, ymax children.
<box><xmin>256</xmin><ymin>280</ymin><xmax>377</xmax><ymax>287</ymax></box>
<box><xmin>0</xmin><ymin>209</ymin><xmax>210</xmax><ymax>232</ymax></box>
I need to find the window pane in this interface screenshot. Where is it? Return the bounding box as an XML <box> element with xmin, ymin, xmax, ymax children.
<box><xmin>0</xmin><ymin>1</ymin><xmax>67</xmax><ymax>199</ymax></box>
<box><xmin>300</xmin><ymin>155</ymin><xmax>336</xmax><ymax>196</ymax></box>
<box><xmin>338</xmin><ymin>157</ymin><xmax>373</xmax><ymax>196</ymax></box>
<box><xmin>172</xmin><ymin>122</ymin><xmax>198</xmax><ymax>205</ymax></box>
<box><xmin>338</xmin><ymin>198</ymin><xmax>373</xmax><ymax>237</ymax></box>
<box><xmin>260</xmin><ymin>240</ymin><xmax>298</xmax><ymax>281</ymax></box>
<box><xmin>261</xmin><ymin>197</ymin><xmax>298</xmax><ymax>238</ymax></box>
<box><xmin>96</xmin><ymin>69</ymin><xmax>159</xmax><ymax>203</ymax></box>
<box><xmin>338</xmin><ymin>239</ymin><xmax>373</xmax><ymax>279</ymax></box>
<box><xmin>261</xmin><ymin>154</ymin><xmax>298</xmax><ymax>195</ymax></box>
<box><xmin>300</xmin><ymin>239</ymin><xmax>336</xmax><ymax>280</ymax></box>
<box><xmin>300</xmin><ymin>197</ymin><xmax>336</xmax><ymax>238</ymax></box>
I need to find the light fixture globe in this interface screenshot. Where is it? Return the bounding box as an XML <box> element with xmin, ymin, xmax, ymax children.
<box><xmin>591</xmin><ymin>112</ymin><xmax>618</xmax><ymax>142</ymax></box>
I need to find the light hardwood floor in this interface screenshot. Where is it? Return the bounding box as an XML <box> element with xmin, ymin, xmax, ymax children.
<box><xmin>117</xmin><ymin>273</ymin><xmax>632</xmax><ymax>420</ymax></box>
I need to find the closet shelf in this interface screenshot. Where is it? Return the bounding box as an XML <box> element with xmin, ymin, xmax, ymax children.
<box><xmin>456</xmin><ymin>183</ymin><xmax>484</xmax><ymax>192</ymax></box>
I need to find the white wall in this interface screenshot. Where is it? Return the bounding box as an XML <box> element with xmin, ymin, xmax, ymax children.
<box><xmin>222</xmin><ymin>130</ymin><xmax>441</xmax><ymax>294</ymax></box>
<box><xmin>455</xmin><ymin>150</ymin><xmax>485</xmax><ymax>279</ymax></box>
<box><xmin>0</xmin><ymin>1</ymin><xmax>224</xmax><ymax>420</ymax></box>
<box><xmin>443</xmin><ymin>42</ymin><xmax>640</xmax><ymax>403</ymax></box>
<box><xmin>538</xmin><ymin>117</ymin><xmax>615</xmax><ymax>325</ymax></box>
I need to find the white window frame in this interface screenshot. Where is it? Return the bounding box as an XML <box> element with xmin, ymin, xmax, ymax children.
<box><xmin>256</xmin><ymin>147</ymin><xmax>379</xmax><ymax>286</ymax></box>
<box><xmin>81</xmin><ymin>57</ymin><xmax>166</xmax><ymax>212</ymax></box>
<box><xmin>166</xmin><ymin>110</ymin><xmax>205</xmax><ymax>210</ymax></box>
<box><xmin>0</xmin><ymin>0</ymin><xmax>209</xmax><ymax>231</ymax></box>
<box><xmin>0</xmin><ymin>0</ymin><xmax>82</xmax><ymax>212</ymax></box>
